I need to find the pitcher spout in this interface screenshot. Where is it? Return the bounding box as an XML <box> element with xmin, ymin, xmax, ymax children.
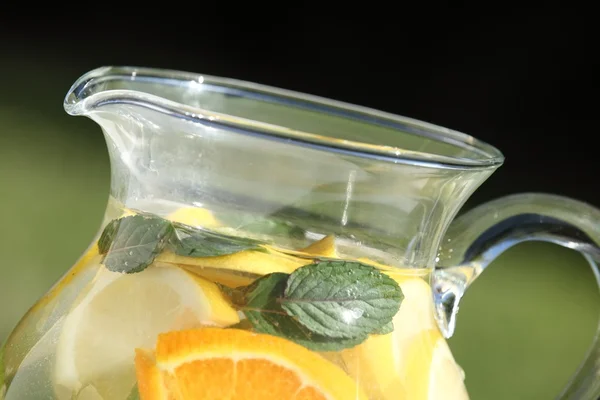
<box><xmin>64</xmin><ymin>66</ymin><xmax>208</xmax><ymax>117</ymax></box>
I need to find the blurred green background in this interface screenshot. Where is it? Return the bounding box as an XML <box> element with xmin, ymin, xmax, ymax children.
<box><xmin>0</xmin><ymin>61</ymin><xmax>598</xmax><ymax>400</ymax></box>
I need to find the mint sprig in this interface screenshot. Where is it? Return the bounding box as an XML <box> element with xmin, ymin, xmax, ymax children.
<box><xmin>227</xmin><ymin>261</ymin><xmax>403</xmax><ymax>351</ymax></box>
<box><xmin>169</xmin><ymin>222</ymin><xmax>265</xmax><ymax>257</ymax></box>
<box><xmin>97</xmin><ymin>215</ymin><xmax>266</xmax><ymax>274</ymax></box>
<box><xmin>281</xmin><ymin>261</ymin><xmax>402</xmax><ymax>339</ymax></box>
<box><xmin>232</xmin><ymin>273</ymin><xmax>367</xmax><ymax>352</ymax></box>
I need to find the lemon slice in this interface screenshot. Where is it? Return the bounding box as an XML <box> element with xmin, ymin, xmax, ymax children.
<box><xmin>166</xmin><ymin>206</ymin><xmax>222</xmax><ymax>229</ymax></box>
<box><xmin>300</xmin><ymin>235</ymin><xmax>337</xmax><ymax>257</ymax></box>
<box><xmin>156</xmin><ymin>249</ymin><xmax>307</xmax><ymax>282</ymax></box>
<box><xmin>339</xmin><ymin>330</ymin><xmax>408</xmax><ymax>399</ymax></box>
<box><xmin>270</xmin><ymin>235</ymin><xmax>338</xmax><ymax>259</ymax></box>
<box><xmin>54</xmin><ymin>263</ymin><xmax>239</xmax><ymax>400</ymax></box>
<box><xmin>403</xmin><ymin>328</ymin><xmax>469</xmax><ymax>399</ymax></box>
<box><xmin>340</xmin><ymin>277</ymin><xmax>436</xmax><ymax>398</ymax></box>
<box><xmin>341</xmin><ymin>275</ymin><xmax>468</xmax><ymax>399</ymax></box>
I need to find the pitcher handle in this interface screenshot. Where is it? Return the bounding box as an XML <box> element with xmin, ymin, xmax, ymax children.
<box><xmin>432</xmin><ymin>193</ymin><xmax>600</xmax><ymax>400</ymax></box>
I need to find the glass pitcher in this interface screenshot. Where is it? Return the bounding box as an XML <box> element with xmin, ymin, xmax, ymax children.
<box><xmin>1</xmin><ymin>66</ymin><xmax>598</xmax><ymax>400</ymax></box>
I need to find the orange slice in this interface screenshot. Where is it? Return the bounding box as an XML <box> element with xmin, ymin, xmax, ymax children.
<box><xmin>135</xmin><ymin>328</ymin><xmax>368</xmax><ymax>400</ymax></box>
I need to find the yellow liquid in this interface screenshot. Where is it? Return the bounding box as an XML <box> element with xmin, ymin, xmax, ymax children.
<box><xmin>0</xmin><ymin>204</ymin><xmax>469</xmax><ymax>400</ymax></box>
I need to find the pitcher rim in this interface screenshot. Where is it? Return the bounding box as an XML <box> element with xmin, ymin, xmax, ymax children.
<box><xmin>64</xmin><ymin>66</ymin><xmax>505</xmax><ymax>171</ymax></box>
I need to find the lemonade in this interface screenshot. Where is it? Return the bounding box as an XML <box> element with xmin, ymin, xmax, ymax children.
<box><xmin>0</xmin><ymin>201</ymin><xmax>469</xmax><ymax>400</ymax></box>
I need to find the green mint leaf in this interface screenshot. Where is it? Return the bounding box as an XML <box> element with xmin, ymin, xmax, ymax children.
<box><xmin>169</xmin><ymin>223</ymin><xmax>264</xmax><ymax>257</ymax></box>
<box><xmin>281</xmin><ymin>261</ymin><xmax>403</xmax><ymax>339</ymax></box>
<box><xmin>216</xmin><ymin>282</ymin><xmax>249</xmax><ymax>306</ymax></box>
<box><xmin>101</xmin><ymin>215</ymin><xmax>174</xmax><ymax>274</ymax></box>
<box><xmin>371</xmin><ymin>321</ymin><xmax>394</xmax><ymax>335</ymax></box>
<box><xmin>240</xmin><ymin>273</ymin><xmax>366</xmax><ymax>351</ymax></box>
<box><xmin>126</xmin><ymin>384</ymin><xmax>140</xmax><ymax>400</ymax></box>
<box><xmin>215</xmin><ymin>212</ymin><xmax>305</xmax><ymax>239</ymax></box>
<box><xmin>236</xmin><ymin>272</ymin><xmax>289</xmax><ymax>309</ymax></box>
<box><xmin>98</xmin><ymin>218</ymin><xmax>122</xmax><ymax>254</ymax></box>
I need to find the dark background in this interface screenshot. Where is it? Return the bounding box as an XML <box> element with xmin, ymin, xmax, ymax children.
<box><xmin>2</xmin><ymin>12</ymin><xmax>598</xmax><ymax>205</ymax></box>
<box><xmin>1</xmin><ymin>11</ymin><xmax>598</xmax><ymax>399</ymax></box>
<box><xmin>3</xmin><ymin>12</ymin><xmax>598</xmax><ymax>206</ymax></box>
